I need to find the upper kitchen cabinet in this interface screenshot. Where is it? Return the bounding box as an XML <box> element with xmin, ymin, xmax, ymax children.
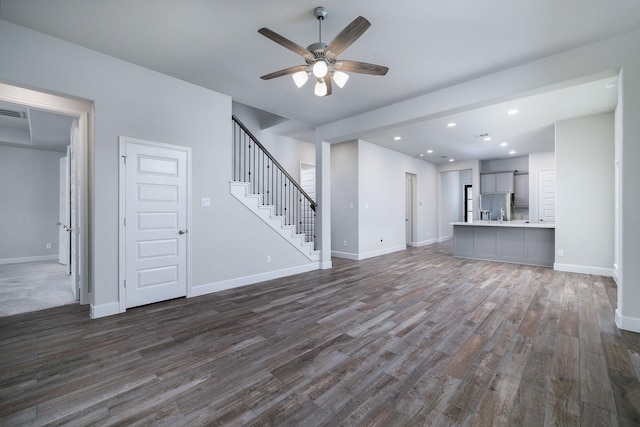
<box><xmin>480</xmin><ymin>171</ymin><xmax>514</xmax><ymax>193</ymax></box>
<box><xmin>514</xmin><ymin>173</ymin><xmax>529</xmax><ymax>207</ymax></box>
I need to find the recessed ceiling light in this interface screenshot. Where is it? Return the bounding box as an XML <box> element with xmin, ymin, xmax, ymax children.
<box><xmin>447</xmin><ymin>122</ymin><xmax>456</xmax><ymax>127</ymax></box>
<box><xmin>427</xmin><ymin>149</ymin><xmax>433</xmax><ymax>153</ymax></box>
<box><xmin>419</xmin><ymin>153</ymin><xmax>424</xmax><ymax>157</ymax></box>
<box><xmin>483</xmin><ymin>136</ymin><xmax>492</xmax><ymax>141</ymax></box>
<box><xmin>500</xmin><ymin>142</ymin><xmax>508</xmax><ymax>147</ymax></box>
<box><xmin>449</xmin><ymin>158</ymin><xmax>455</xmax><ymax>162</ymax></box>
<box><xmin>394</xmin><ymin>136</ymin><xmax>402</xmax><ymax>141</ymax></box>
<box><xmin>509</xmin><ymin>150</ymin><xmax>516</xmax><ymax>154</ymax></box>
<box><xmin>507</xmin><ymin>109</ymin><xmax>519</xmax><ymax>115</ymax></box>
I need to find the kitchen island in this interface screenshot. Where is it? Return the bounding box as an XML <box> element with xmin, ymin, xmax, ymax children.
<box><xmin>451</xmin><ymin>221</ymin><xmax>555</xmax><ymax>267</ymax></box>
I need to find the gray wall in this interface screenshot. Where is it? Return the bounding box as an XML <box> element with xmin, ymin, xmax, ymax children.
<box><xmin>481</xmin><ymin>156</ymin><xmax>529</xmax><ymax>173</ymax></box>
<box><xmin>330</xmin><ymin>141</ymin><xmax>359</xmax><ymax>257</ymax></box>
<box><xmin>0</xmin><ymin>145</ymin><xmax>63</xmax><ymax>262</ymax></box>
<box><xmin>555</xmin><ymin>112</ymin><xmax>614</xmax><ymax>273</ymax></box>
<box><xmin>439</xmin><ymin>170</ymin><xmax>461</xmax><ymax>238</ymax></box>
<box><xmin>330</xmin><ymin>139</ymin><xmax>438</xmax><ymax>259</ymax></box>
<box><xmin>0</xmin><ymin>20</ymin><xmax>316</xmax><ymax>314</ymax></box>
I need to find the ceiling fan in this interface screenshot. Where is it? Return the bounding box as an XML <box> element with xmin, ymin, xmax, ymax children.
<box><xmin>259</xmin><ymin>6</ymin><xmax>389</xmax><ymax>97</ymax></box>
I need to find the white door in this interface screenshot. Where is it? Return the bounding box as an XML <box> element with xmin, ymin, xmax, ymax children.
<box><xmin>58</xmin><ymin>155</ymin><xmax>70</xmax><ymax>265</ymax></box>
<box><xmin>538</xmin><ymin>169</ymin><xmax>556</xmax><ymax>223</ymax></box>
<box><xmin>121</xmin><ymin>138</ymin><xmax>190</xmax><ymax>309</ymax></box>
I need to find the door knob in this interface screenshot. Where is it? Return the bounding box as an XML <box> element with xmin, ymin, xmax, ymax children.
<box><xmin>179</xmin><ymin>229</ymin><xmax>187</xmax><ymax>235</ymax></box>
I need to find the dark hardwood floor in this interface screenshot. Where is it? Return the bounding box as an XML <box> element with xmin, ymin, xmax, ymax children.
<box><xmin>1</xmin><ymin>242</ymin><xmax>639</xmax><ymax>426</ymax></box>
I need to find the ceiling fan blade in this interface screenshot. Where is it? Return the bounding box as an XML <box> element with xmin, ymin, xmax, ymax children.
<box><xmin>325</xmin><ymin>16</ymin><xmax>371</xmax><ymax>59</ymax></box>
<box><xmin>258</xmin><ymin>28</ymin><xmax>314</xmax><ymax>60</ymax></box>
<box><xmin>260</xmin><ymin>65</ymin><xmax>308</xmax><ymax>80</ymax></box>
<box><xmin>325</xmin><ymin>75</ymin><xmax>332</xmax><ymax>96</ymax></box>
<box><xmin>334</xmin><ymin>60</ymin><xmax>389</xmax><ymax>76</ymax></box>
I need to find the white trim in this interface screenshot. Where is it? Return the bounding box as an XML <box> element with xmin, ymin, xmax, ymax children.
<box><xmin>413</xmin><ymin>238</ymin><xmax>440</xmax><ymax>247</ymax></box>
<box><xmin>191</xmin><ymin>262</ymin><xmax>321</xmax><ymax>297</ymax></box>
<box><xmin>331</xmin><ymin>251</ymin><xmax>360</xmax><ymax>260</ymax></box>
<box><xmin>320</xmin><ymin>260</ymin><xmax>333</xmax><ymax>269</ymax></box>
<box><xmin>0</xmin><ymin>255</ymin><xmax>58</xmax><ymax>265</ymax></box>
<box><xmin>553</xmin><ymin>263</ymin><xmax>613</xmax><ymax>277</ymax></box>
<box><xmin>333</xmin><ymin>245</ymin><xmax>407</xmax><ymax>261</ymax></box>
<box><xmin>438</xmin><ymin>235</ymin><xmax>453</xmax><ymax>243</ymax></box>
<box><xmin>612</xmin><ymin>264</ymin><xmax>620</xmax><ymax>285</ymax></box>
<box><xmin>118</xmin><ymin>136</ymin><xmax>192</xmax><ymax>313</ymax></box>
<box><xmin>615</xmin><ymin>309</ymin><xmax>640</xmax><ymax>333</ymax></box>
<box><xmin>90</xmin><ymin>301</ymin><xmax>120</xmax><ymax>319</ymax></box>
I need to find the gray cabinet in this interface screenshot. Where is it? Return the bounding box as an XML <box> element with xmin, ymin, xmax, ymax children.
<box><xmin>514</xmin><ymin>173</ymin><xmax>529</xmax><ymax>207</ymax></box>
<box><xmin>495</xmin><ymin>172</ymin><xmax>514</xmax><ymax>192</ymax></box>
<box><xmin>480</xmin><ymin>174</ymin><xmax>496</xmax><ymax>193</ymax></box>
<box><xmin>481</xmin><ymin>171</ymin><xmax>514</xmax><ymax>193</ymax></box>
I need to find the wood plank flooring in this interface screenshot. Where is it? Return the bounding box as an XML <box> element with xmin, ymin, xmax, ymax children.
<box><xmin>1</xmin><ymin>242</ymin><xmax>639</xmax><ymax>426</ymax></box>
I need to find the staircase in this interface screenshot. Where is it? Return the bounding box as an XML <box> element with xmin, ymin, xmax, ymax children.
<box><xmin>231</xmin><ymin>116</ymin><xmax>318</xmax><ymax>262</ymax></box>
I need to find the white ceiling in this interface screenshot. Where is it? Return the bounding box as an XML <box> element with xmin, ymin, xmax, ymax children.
<box><xmin>1</xmin><ymin>1</ymin><xmax>638</xmax><ymax>161</ymax></box>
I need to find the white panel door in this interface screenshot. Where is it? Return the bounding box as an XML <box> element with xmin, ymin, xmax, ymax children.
<box><xmin>538</xmin><ymin>169</ymin><xmax>556</xmax><ymax>223</ymax></box>
<box><xmin>58</xmin><ymin>155</ymin><xmax>69</xmax><ymax>265</ymax></box>
<box><xmin>123</xmin><ymin>140</ymin><xmax>189</xmax><ymax>309</ymax></box>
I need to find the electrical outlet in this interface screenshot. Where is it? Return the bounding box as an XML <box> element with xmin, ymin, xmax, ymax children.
<box><xmin>558</xmin><ymin>249</ymin><xmax>564</xmax><ymax>257</ymax></box>
<box><xmin>201</xmin><ymin>197</ymin><xmax>211</xmax><ymax>207</ymax></box>
<box><xmin>343</xmin><ymin>240</ymin><xmax>347</xmax><ymax>247</ymax></box>
<box><xmin>266</xmin><ymin>255</ymin><xmax>271</xmax><ymax>263</ymax></box>
<box><xmin>46</xmin><ymin>243</ymin><xmax>52</xmax><ymax>249</ymax></box>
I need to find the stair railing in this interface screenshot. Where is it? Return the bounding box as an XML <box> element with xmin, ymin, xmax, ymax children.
<box><xmin>232</xmin><ymin>116</ymin><xmax>316</xmax><ymax>248</ymax></box>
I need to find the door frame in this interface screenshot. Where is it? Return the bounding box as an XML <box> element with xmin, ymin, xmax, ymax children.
<box><xmin>0</xmin><ymin>82</ymin><xmax>92</xmax><ymax>305</ymax></box>
<box><xmin>118</xmin><ymin>136</ymin><xmax>192</xmax><ymax>313</ymax></box>
<box><xmin>405</xmin><ymin>173</ymin><xmax>417</xmax><ymax>246</ymax></box>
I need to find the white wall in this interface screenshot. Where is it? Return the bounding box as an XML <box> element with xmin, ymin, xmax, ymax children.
<box><xmin>330</xmin><ymin>141</ymin><xmax>359</xmax><ymax>258</ymax></box>
<box><xmin>528</xmin><ymin>151</ymin><xmax>556</xmax><ymax>223</ymax></box>
<box><xmin>0</xmin><ymin>20</ymin><xmax>317</xmax><ymax>316</ymax></box>
<box><xmin>0</xmin><ymin>145</ymin><xmax>63</xmax><ymax>262</ymax></box>
<box><xmin>555</xmin><ymin>113</ymin><xmax>614</xmax><ymax>275</ymax></box>
<box><xmin>232</xmin><ymin>102</ymin><xmax>315</xmax><ymax>181</ymax></box>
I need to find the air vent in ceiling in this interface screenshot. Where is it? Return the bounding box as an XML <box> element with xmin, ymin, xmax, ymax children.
<box><xmin>0</xmin><ymin>109</ymin><xmax>27</xmax><ymax>119</ymax></box>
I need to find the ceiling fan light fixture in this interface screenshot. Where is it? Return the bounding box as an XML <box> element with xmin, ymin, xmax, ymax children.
<box><xmin>312</xmin><ymin>60</ymin><xmax>328</xmax><ymax>78</ymax></box>
<box><xmin>332</xmin><ymin>70</ymin><xmax>349</xmax><ymax>88</ymax></box>
<box><xmin>292</xmin><ymin>70</ymin><xmax>309</xmax><ymax>88</ymax></box>
<box><xmin>314</xmin><ymin>78</ymin><xmax>327</xmax><ymax>96</ymax></box>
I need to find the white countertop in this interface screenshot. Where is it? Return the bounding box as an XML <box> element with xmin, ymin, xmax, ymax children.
<box><xmin>451</xmin><ymin>221</ymin><xmax>555</xmax><ymax>229</ymax></box>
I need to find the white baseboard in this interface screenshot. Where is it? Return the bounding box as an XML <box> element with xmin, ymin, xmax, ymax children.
<box><xmin>615</xmin><ymin>309</ymin><xmax>640</xmax><ymax>333</ymax></box>
<box><xmin>90</xmin><ymin>301</ymin><xmax>121</xmax><ymax>319</ymax></box>
<box><xmin>413</xmin><ymin>238</ymin><xmax>439</xmax><ymax>247</ymax></box>
<box><xmin>612</xmin><ymin>264</ymin><xmax>619</xmax><ymax>285</ymax></box>
<box><xmin>0</xmin><ymin>255</ymin><xmax>58</xmax><ymax>265</ymax></box>
<box><xmin>331</xmin><ymin>250</ymin><xmax>360</xmax><ymax>260</ymax></box>
<box><xmin>191</xmin><ymin>262</ymin><xmax>321</xmax><ymax>297</ymax></box>
<box><xmin>438</xmin><ymin>235</ymin><xmax>453</xmax><ymax>243</ymax></box>
<box><xmin>320</xmin><ymin>260</ymin><xmax>333</xmax><ymax>269</ymax></box>
<box><xmin>553</xmin><ymin>263</ymin><xmax>613</xmax><ymax>277</ymax></box>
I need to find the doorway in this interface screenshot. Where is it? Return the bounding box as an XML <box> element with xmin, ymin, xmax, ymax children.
<box><xmin>464</xmin><ymin>184</ymin><xmax>473</xmax><ymax>222</ymax></box>
<box><xmin>406</xmin><ymin>173</ymin><xmax>417</xmax><ymax>246</ymax></box>
<box><xmin>0</xmin><ymin>82</ymin><xmax>92</xmax><ymax>312</ymax></box>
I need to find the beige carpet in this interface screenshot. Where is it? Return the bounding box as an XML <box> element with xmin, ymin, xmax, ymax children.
<box><xmin>0</xmin><ymin>260</ymin><xmax>77</xmax><ymax>317</ymax></box>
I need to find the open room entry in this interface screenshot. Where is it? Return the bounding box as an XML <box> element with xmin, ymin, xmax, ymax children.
<box><xmin>0</xmin><ymin>82</ymin><xmax>92</xmax><ymax>309</ymax></box>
